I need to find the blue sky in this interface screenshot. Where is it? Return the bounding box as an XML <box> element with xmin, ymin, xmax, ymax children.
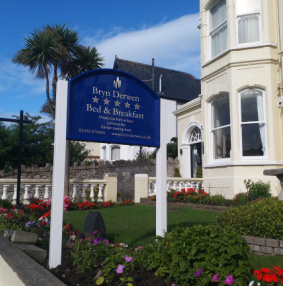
<box><xmin>0</xmin><ymin>0</ymin><xmax>200</xmax><ymax>120</ymax></box>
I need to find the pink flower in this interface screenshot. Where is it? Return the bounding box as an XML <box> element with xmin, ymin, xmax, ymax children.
<box><xmin>135</xmin><ymin>246</ymin><xmax>143</xmax><ymax>251</ymax></box>
<box><xmin>92</xmin><ymin>230</ymin><xmax>98</xmax><ymax>235</ymax></box>
<box><xmin>125</xmin><ymin>255</ymin><xmax>133</xmax><ymax>262</ymax></box>
<box><xmin>116</xmin><ymin>264</ymin><xmax>125</xmax><ymax>274</ymax></box>
<box><xmin>194</xmin><ymin>269</ymin><xmax>203</xmax><ymax>277</ymax></box>
<box><xmin>225</xmin><ymin>275</ymin><xmax>233</xmax><ymax>285</ymax></box>
<box><xmin>212</xmin><ymin>274</ymin><xmax>219</xmax><ymax>282</ymax></box>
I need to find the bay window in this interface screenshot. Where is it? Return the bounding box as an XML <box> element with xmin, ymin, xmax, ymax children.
<box><xmin>236</xmin><ymin>0</ymin><xmax>261</xmax><ymax>44</ymax></box>
<box><xmin>209</xmin><ymin>0</ymin><xmax>227</xmax><ymax>58</ymax></box>
<box><xmin>211</xmin><ymin>94</ymin><xmax>231</xmax><ymax>160</ymax></box>
<box><xmin>240</xmin><ymin>89</ymin><xmax>266</xmax><ymax>157</ymax></box>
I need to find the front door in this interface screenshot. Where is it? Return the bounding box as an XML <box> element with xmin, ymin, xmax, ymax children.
<box><xmin>191</xmin><ymin>142</ymin><xmax>202</xmax><ymax>178</ymax></box>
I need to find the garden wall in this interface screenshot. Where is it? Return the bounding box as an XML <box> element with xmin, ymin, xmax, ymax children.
<box><xmin>242</xmin><ymin>235</ymin><xmax>283</xmax><ymax>256</ymax></box>
<box><xmin>0</xmin><ymin>158</ymin><xmax>179</xmax><ymax>199</ymax></box>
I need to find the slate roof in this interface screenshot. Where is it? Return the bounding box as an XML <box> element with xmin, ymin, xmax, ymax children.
<box><xmin>113</xmin><ymin>57</ymin><xmax>201</xmax><ymax>103</ymax></box>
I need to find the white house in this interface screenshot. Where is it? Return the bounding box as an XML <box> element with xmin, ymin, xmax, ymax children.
<box><xmin>175</xmin><ymin>0</ymin><xmax>283</xmax><ymax>198</ymax></box>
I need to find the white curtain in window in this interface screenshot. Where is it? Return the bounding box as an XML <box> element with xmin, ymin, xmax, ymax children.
<box><xmin>238</xmin><ymin>14</ymin><xmax>259</xmax><ymax>44</ymax></box>
<box><xmin>256</xmin><ymin>93</ymin><xmax>265</xmax><ymax>154</ymax></box>
<box><xmin>210</xmin><ymin>0</ymin><xmax>226</xmax><ymax>29</ymax></box>
<box><xmin>211</xmin><ymin>23</ymin><xmax>227</xmax><ymax>57</ymax></box>
<box><xmin>210</xmin><ymin>0</ymin><xmax>227</xmax><ymax>57</ymax></box>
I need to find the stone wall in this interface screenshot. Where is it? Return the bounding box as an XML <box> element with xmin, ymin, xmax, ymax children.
<box><xmin>0</xmin><ymin>158</ymin><xmax>179</xmax><ymax>199</ymax></box>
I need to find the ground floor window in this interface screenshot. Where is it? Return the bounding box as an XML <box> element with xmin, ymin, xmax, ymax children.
<box><xmin>240</xmin><ymin>88</ymin><xmax>266</xmax><ymax>157</ymax></box>
<box><xmin>211</xmin><ymin>94</ymin><xmax>231</xmax><ymax>160</ymax></box>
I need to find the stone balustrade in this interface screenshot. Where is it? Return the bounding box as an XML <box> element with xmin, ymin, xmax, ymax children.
<box><xmin>0</xmin><ymin>174</ymin><xmax>118</xmax><ymax>205</ymax></box>
<box><xmin>134</xmin><ymin>174</ymin><xmax>204</xmax><ymax>203</ymax></box>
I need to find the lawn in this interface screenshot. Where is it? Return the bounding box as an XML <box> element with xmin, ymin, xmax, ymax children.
<box><xmin>63</xmin><ymin>204</ymin><xmax>283</xmax><ymax>271</ymax></box>
<box><xmin>63</xmin><ymin>204</ymin><xmax>219</xmax><ymax>247</ymax></box>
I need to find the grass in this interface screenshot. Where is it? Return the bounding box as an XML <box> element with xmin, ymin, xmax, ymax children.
<box><xmin>63</xmin><ymin>204</ymin><xmax>283</xmax><ymax>271</ymax></box>
<box><xmin>63</xmin><ymin>204</ymin><xmax>219</xmax><ymax>247</ymax></box>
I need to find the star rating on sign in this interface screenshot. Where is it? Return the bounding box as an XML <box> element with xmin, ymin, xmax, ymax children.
<box><xmin>104</xmin><ymin>98</ymin><xmax>110</xmax><ymax>105</ymax></box>
<box><xmin>134</xmin><ymin>103</ymin><xmax>140</xmax><ymax>110</ymax></box>
<box><xmin>92</xmin><ymin>96</ymin><xmax>99</xmax><ymax>103</ymax></box>
<box><xmin>114</xmin><ymin>100</ymin><xmax>120</xmax><ymax>106</ymax></box>
<box><xmin>125</xmin><ymin>102</ymin><xmax>130</xmax><ymax>108</ymax></box>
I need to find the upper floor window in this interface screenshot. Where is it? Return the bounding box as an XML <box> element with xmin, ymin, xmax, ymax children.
<box><xmin>209</xmin><ymin>0</ymin><xmax>227</xmax><ymax>58</ymax></box>
<box><xmin>211</xmin><ymin>94</ymin><xmax>231</xmax><ymax>160</ymax></box>
<box><xmin>236</xmin><ymin>0</ymin><xmax>261</xmax><ymax>44</ymax></box>
<box><xmin>240</xmin><ymin>89</ymin><xmax>266</xmax><ymax>158</ymax></box>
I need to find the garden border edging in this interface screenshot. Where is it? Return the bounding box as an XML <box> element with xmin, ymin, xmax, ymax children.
<box><xmin>0</xmin><ymin>235</ymin><xmax>65</xmax><ymax>286</ymax></box>
<box><xmin>242</xmin><ymin>235</ymin><xmax>283</xmax><ymax>256</ymax></box>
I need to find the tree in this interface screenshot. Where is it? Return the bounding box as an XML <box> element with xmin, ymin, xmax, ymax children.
<box><xmin>0</xmin><ymin>114</ymin><xmax>90</xmax><ymax>171</ymax></box>
<box><xmin>0</xmin><ymin>114</ymin><xmax>54</xmax><ymax>170</ymax></box>
<box><xmin>12</xmin><ymin>24</ymin><xmax>103</xmax><ymax>116</ymax></box>
<box><xmin>167</xmin><ymin>137</ymin><xmax>178</xmax><ymax>159</ymax></box>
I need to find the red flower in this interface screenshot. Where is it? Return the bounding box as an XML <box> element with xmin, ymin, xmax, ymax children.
<box><xmin>263</xmin><ymin>274</ymin><xmax>277</xmax><ymax>283</ymax></box>
<box><xmin>262</xmin><ymin>268</ymin><xmax>271</xmax><ymax>274</ymax></box>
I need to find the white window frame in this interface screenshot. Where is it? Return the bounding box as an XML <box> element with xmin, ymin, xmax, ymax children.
<box><xmin>238</xmin><ymin>88</ymin><xmax>267</xmax><ymax>161</ymax></box>
<box><xmin>236</xmin><ymin>0</ymin><xmax>262</xmax><ymax>46</ymax></box>
<box><xmin>209</xmin><ymin>93</ymin><xmax>231</xmax><ymax>163</ymax></box>
<box><xmin>208</xmin><ymin>0</ymin><xmax>228</xmax><ymax>59</ymax></box>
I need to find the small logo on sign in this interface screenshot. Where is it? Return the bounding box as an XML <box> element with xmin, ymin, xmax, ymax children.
<box><xmin>113</xmin><ymin>77</ymin><xmax>121</xmax><ymax>89</ymax></box>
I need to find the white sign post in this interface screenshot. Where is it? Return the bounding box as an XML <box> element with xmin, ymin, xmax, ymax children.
<box><xmin>156</xmin><ymin>98</ymin><xmax>167</xmax><ymax>236</ymax></box>
<box><xmin>49</xmin><ymin>80</ymin><xmax>68</xmax><ymax>269</ymax></box>
<box><xmin>48</xmin><ymin>73</ymin><xmax>165</xmax><ymax>268</ymax></box>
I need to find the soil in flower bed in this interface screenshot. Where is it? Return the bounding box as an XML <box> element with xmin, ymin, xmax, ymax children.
<box><xmin>51</xmin><ymin>250</ymin><xmax>171</xmax><ymax>286</ymax></box>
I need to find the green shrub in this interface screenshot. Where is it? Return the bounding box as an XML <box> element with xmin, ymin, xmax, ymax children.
<box><xmin>208</xmin><ymin>193</ymin><xmax>227</xmax><ymax>206</ymax></box>
<box><xmin>137</xmin><ymin>225</ymin><xmax>252</xmax><ymax>286</ymax></box>
<box><xmin>0</xmin><ymin>199</ymin><xmax>13</xmax><ymax>209</ymax></box>
<box><xmin>174</xmin><ymin>168</ymin><xmax>181</xmax><ymax>177</ymax></box>
<box><xmin>216</xmin><ymin>198</ymin><xmax>283</xmax><ymax>239</ymax></box>
<box><xmin>232</xmin><ymin>192</ymin><xmax>249</xmax><ymax>206</ymax></box>
<box><xmin>247</xmin><ymin>180</ymin><xmax>271</xmax><ymax>201</ymax></box>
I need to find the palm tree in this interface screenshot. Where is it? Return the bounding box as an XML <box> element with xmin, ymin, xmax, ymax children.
<box><xmin>13</xmin><ymin>24</ymin><xmax>104</xmax><ymax>116</ymax></box>
<box><xmin>66</xmin><ymin>46</ymin><xmax>104</xmax><ymax>79</ymax></box>
<box><xmin>12</xmin><ymin>28</ymin><xmax>58</xmax><ymax>117</ymax></box>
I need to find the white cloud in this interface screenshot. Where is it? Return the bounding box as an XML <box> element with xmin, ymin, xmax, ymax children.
<box><xmin>0</xmin><ymin>57</ymin><xmax>45</xmax><ymax>97</ymax></box>
<box><xmin>83</xmin><ymin>13</ymin><xmax>201</xmax><ymax>78</ymax></box>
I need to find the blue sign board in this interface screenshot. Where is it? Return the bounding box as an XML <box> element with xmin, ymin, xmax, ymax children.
<box><xmin>67</xmin><ymin>69</ymin><xmax>160</xmax><ymax>147</ymax></box>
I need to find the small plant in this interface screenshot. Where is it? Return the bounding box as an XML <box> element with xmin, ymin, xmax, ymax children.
<box><xmin>232</xmin><ymin>192</ymin><xmax>249</xmax><ymax>206</ymax></box>
<box><xmin>174</xmin><ymin>168</ymin><xmax>181</xmax><ymax>177</ymax></box>
<box><xmin>247</xmin><ymin>180</ymin><xmax>271</xmax><ymax>201</ymax></box>
<box><xmin>138</xmin><ymin>225</ymin><xmax>252</xmax><ymax>286</ymax></box>
<box><xmin>196</xmin><ymin>165</ymin><xmax>202</xmax><ymax>178</ymax></box>
<box><xmin>0</xmin><ymin>198</ymin><xmax>13</xmax><ymax>209</ymax></box>
<box><xmin>209</xmin><ymin>193</ymin><xmax>226</xmax><ymax>206</ymax></box>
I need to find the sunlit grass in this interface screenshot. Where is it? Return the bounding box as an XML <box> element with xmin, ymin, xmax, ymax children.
<box><xmin>63</xmin><ymin>204</ymin><xmax>219</xmax><ymax>247</ymax></box>
<box><xmin>63</xmin><ymin>204</ymin><xmax>283</xmax><ymax>271</ymax></box>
